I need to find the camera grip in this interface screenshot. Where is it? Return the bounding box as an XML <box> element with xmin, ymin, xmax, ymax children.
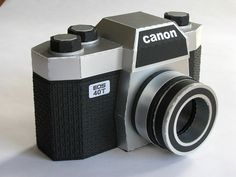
<box><xmin>33</xmin><ymin>71</ymin><xmax>120</xmax><ymax>160</ymax></box>
<box><xmin>189</xmin><ymin>46</ymin><xmax>201</xmax><ymax>81</ymax></box>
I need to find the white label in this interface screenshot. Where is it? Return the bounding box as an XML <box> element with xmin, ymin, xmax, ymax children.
<box><xmin>89</xmin><ymin>80</ymin><xmax>110</xmax><ymax>98</ymax></box>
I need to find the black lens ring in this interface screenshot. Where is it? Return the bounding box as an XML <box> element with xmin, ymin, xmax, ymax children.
<box><xmin>151</xmin><ymin>78</ymin><xmax>196</xmax><ymax>148</ymax></box>
<box><xmin>131</xmin><ymin>70</ymin><xmax>190</xmax><ymax>147</ymax></box>
<box><xmin>146</xmin><ymin>76</ymin><xmax>192</xmax><ymax>147</ymax></box>
<box><xmin>131</xmin><ymin>71</ymin><xmax>167</xmax><ymax>133</ymax></box>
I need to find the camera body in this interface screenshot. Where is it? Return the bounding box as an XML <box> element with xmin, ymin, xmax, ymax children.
<box><xmin>32</xmin><ymin>12</ymin><xmax>217</xmax><ymax>160</ymax></box>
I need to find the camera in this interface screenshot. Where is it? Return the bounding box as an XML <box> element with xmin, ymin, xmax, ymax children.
<box><xmin>32</xmin><ymin>11</ymin><xmax>217</xmax><ymax>160</ymax></box>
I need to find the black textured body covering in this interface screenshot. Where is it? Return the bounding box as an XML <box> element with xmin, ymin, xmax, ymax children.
<box><xmin>33</xmin><ymin>71</ymin><xmax>120</xmax><ymax>160</ymax></box>
<box><xmin>189</xmin><ymin>46</ymin><xmax>201</xmax><ymax>81</ymax></box>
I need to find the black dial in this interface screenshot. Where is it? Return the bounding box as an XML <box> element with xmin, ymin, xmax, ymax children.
<box><xmin>50</xmin><ymin>34</ymin><xmax>82</xmax><ymax>53</ymax></box>
<box><xmin>68</xmin><ymin>25</ymin><xmax>98</xmax><ymax>42</ymax></box>
<box><xmin>164</xmin><ymin>11</ymin><xmax>190</xmax><ymax>26</ymax></box>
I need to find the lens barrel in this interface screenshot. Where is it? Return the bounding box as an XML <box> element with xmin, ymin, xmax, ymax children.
<box><xmin>132</xmin><ymin>70</ymin><xmax>217</xmax><ymax>155</ymax></box>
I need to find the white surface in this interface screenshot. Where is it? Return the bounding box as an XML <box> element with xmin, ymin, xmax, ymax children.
<box><xmin>0</xmin><ymin>0</ymin><xmax>235</xmax><ymax>177</ymax></box>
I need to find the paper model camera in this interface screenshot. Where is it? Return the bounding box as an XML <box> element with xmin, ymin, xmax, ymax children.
<box><xmin>31</xmin><ymin>12</ymin><xmax>217</xmax><ymax>160</ymax></box>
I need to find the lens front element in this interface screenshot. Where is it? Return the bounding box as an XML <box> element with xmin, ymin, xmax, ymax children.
<box><xmin>175</xmin><ymin>96</ymin><xmax>210</xmax><ymax>144</ymax></box>
<box><xmin>133</xmin><ymin>71</ymin><xmax>217</xmax><ymax>155</ymax></box>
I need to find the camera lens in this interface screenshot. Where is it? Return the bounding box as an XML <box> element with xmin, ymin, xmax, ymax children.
<box><xmin>176</xmin><ymin>100</ymin><xmax>196</xmax><ymax>136</ymax></box>
<box><xmin>132</xmin><ymin>70</ymin><xmax>217</xmax><ymax>155</ymax></box>
<box><xmin>176</xmin><ymin>97</ymin><xmax>209</xmax><ymax>144</ymax></box>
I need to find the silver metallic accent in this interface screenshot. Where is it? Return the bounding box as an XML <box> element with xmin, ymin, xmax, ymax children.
<box><xmin>82</xmin><ymin>38</ymin><xmax>100</xmax><ymax>45</ymax></box>
<box><xmin>115</xmin><ymin>58</ymin><xmax>189</xmax><ymax>151</ymax></box>
<box><xmin>50</xmin><ymin>48</ymin><xmax>84</xmax><ymax>57</ymax></box>
<box><xmin>97</xmin><ymin>12</ymin><xmax>198</xmax><ymax>73</ymax></box>
<box><xmin>135</xmin><ymin>71</ymin><xmax>184</xmax><ymax>142</ymax></box>
<box><xmin>184</xmin><ymin>23</ymin><xmax>202</xmax><ymax>52</ymax></box>
<box><xmin>32</xmin><ymin>12</ymin><xmax>201</xmax><ymax>81</ymax></box>
<box><xmin>96</xmin><ymin>12</ymin><xmax>170</xmax><ymax>49</ymax></box>
<box><xmin>179</xmin><ymin>23</ymin><xmax>192</xmax><ymax>31</ymax></box>
<box><xmin>32</xmin><ymin>38</ymin><xmax>123</xmax><ymax>81</ymax></box>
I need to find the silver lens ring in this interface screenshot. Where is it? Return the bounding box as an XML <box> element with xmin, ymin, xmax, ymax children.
<box><xmin>134</xmin><ymin>70</ymin><xmax>185</xmax><ymax>144</ymax></box>
<box><xmin>173</xmin><ymin>94</ymin><xmax>212</xmax><ymax>147</ymax></box>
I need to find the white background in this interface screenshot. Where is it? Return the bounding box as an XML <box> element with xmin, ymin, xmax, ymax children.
<box><xmin>0</xmin><ymin>0</ymin><xmax>236</xmax><ymax>177</ymax></box>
